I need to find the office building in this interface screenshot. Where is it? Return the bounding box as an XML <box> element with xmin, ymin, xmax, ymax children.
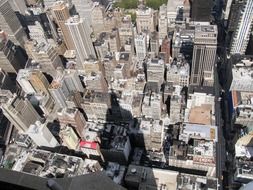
<box><xmin>63</xmin><ymin>69</ymin><xmax>84</xmax><ymax>92</ymax></box>
<box><xmin>82</xmin><ymin>91</ymin><xmax>111</xmax><ymax>121</ymax></box>
<box><xmin>149</xmin><ymin>31</ymin><xmax>159</xmax><ymax>57</ymax></box>
<box><xmin>118</xmin><ymin>15</ymin><xmax>134</xmax><ymax>47</ymax></box>
<box><xmin>230</xmin><ymin>59</ymin><xmax>253</xmax><ymax>92</ymax></box>
<box><xmin>91</xmin><ymin>3</ymin><xmax>105</xmax><ymax>34</ymax></box>
<box><xmin>230</xmin><ymin>0</ymin><xmax>253</xmax><ymax>55</ymax></box>
<box><xmin>29</xmin><ymin>70</ymin><xmax>50</xmax><ymax>95</ymax></box>
<box><xmin>136</xmin><ymin>5</ymin><xmax>155</xmax><ymax>33</ymax></box>
<box><xmin>142</xmin><ymin>92</ymin><xmax>162</xmax><ymax>120</ymax></box>
<box><xmin>65</xmin><ymin>15</ymin><xmax>96</xmax><ymax>67</ymax></box>
<box><xmin>166</xmin><ymin>0</ymin><xmax>184</xmax><ymax>28</ymax></box>
<box><xmin>125</xmin><ymin>165</ymin><xmax>178</xmax><ymax>190</ymax></box>
<box><xmin>85</xmin><ymin>72</ymin><xmax>108</xmax><ymax>93</ymax></box>
<box><xmin>25</xmin><ymin>41</ymin><xmax>64</xmax><ymax>77</ymax></box>
<box><xmin>17</xmin><ymin>69</ymin><xmax>36</xmax><ymax>94</ymax></box>
<box><xmin>0</xmin><ymin>37</ymin><xmax>27</xmax><ymax>74</ymax></box>
<box><xmin>0</xmin><ymin>69</ymin><xmax>14</xmax><ymax>92</ymax></box>
<box><xmin>108</xmin><ymin>28</ymin><xmax>121</xmax><ymax>53</ymax></box>
<box><xmin>191</xmin><ymin>0</ymin><xmax>213</xmax><ymax>22</ymax></box>
<box><xmin>135</xmin><ymin>33</ymin><xmax>147</xmax><ymax>61</ymax></box>
<box><xmin>51</xmin><ymin>1</ymin><xmax>75</xmax><ymax>50</ymax></box>
<box><xmin>27</xmin><ymin>120</ymin><xmax>59</xmax><ymax>147</ymax></box>
<box><xmin>167</xmin><ymin>57</ymin><xmax>190</xmax><ymax>87</ymax></box>
<box><xmin>161</xmin><ymin>37</ymin><xmax>171</xmax><ymax>63</ymax></box>
<box><xmin>158</xmin><ymin>4</ymin><xmax>167</xmax><ymax>41</ymax></box>
<box><xmin>59</xmin><ymin>125</ymin><xmax>79</xmax><ymax>149</ymax></box>
<box><xmin>27</xmin><ymin>21</ymin><xmax>48</xmax><ymax>44</ymax></box>
<box><xmin>0</xmin><ymin>0</ymin><xmax>27</xmax><ymax>46</ymax></box>
<box><xmin>48</xmin><ymin>80</ymin><xmax>70</xmax><ymax>108</ymax></box>
<box><xmin>183</xmin><ymin>0</ymin><xmax>191</xmax><ymax>21</ymax></box>
<box><xmin>57</xmin><ymin>108</ymin><xmax>86</xmax><ymax>137</ymax></box>
<box><xmin>8</xmin><ymin>0</ymin><xmax>27</xmax><ymax>15</ymax></box>
<box><xmin>136</xmin><ymin>5</ymin><xmax>156</xmax><ymax>33</ymax></box>
<box><xmin>147</xmin><ymin>58</ymin><xmax>165</xmax><ymax>88</ymax></box>
<box><xmin>72</xmin><ymin>0</ymin><xmax>94</xmax><ymax>27</ymax></box>
<box><xmin>2</xmin><ymin>95</ymin><xmax>41</xmax><ymax>132</ymax></box>
<box><xmin>190</xmin><ymin>24</ymin><xmax>217</xmax><ymax>86</ymax></box>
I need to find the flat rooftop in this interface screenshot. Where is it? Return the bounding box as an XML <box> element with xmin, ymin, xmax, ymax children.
<box><xmin>188</xmin><ymin>104</ymin><xmax>212</xmax><ymax>125</ymax></box>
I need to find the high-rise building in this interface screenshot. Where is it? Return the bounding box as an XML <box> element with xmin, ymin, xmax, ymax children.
<box><xmin>59</xmin><ymin>124</ymin><xmax>79</xmax><ymax>149</ymax></box>
<box><xmin>27</xmin><ymin>21</ymin><xmax>48</xmax><ymax>44</ymax></box>
<box><xmin>27</xmin><ymin>120</ymin><xmax>59</xmax><ymax>147</ymax></box>
<box><xmin>158</xmin><ymin>4</ymin><xmax>167</xmax><ymax>42</ymax></box>
<box><xmin>8</xmin><ymin>0</ymin><xmax>27</xmax><ymax>15</ymax></box>
<box><xmin>135</xmin><ymin>33</ymin><xmax>147</xmax><ymax>61</ymax></box>
<box><xmin>17</xmin><ymin>69</ymin><xmax>36</xmax><ymax>94</ymax></box>
<box><xmin>147</xmin><ymin>58</ymin><xmax>165</xmax><ymax>88</ymax></box>
<box><xmin>191</xmin><ymin>0</ymin><xmax>213</xmax><ymax>22</ymax></box>
<box><xmin>136</xmin><ymin>6</ymin><xmax>155</xmax><ymax>33</ymax></box>
<box><xmin>108</xmin><ymin>28</ymin><xmax>121</xmax><ymax>53</ymax></box>
<box><xmin>0</xmin><ymin>0</ymin><xmax>27</xmax><ymax>47</ymax></box>
<box><xmin>65</xmin><ymin>15</ymin><xmax>96</xmax><ymax>68</ymax></box>
<box><xmin>63</xmin><ymin>69</ymin><xmax>84</xmax><ymax>92</ymax></box>
<box><xmin>166</xmin><ymin>0</ymin><xmax>184</xmax><ymax>28</ymax></box>
<box><xmin>2</xmin><ymin>95</ymin><xmax>41</xmax><ymax>132</ymax></box>
<box><xmin>118</xmin><ymin>15</ymin><xmax>134</xmax><ymax>47</ymax></box>
<box><xmin>17</xmin><ymin>69</ymin><xmax>50</xmax><ymax>95</ymax></box>
<box><xmin>161</xmin><ymin>37</ymin><xmax>171</xmax><ymax>64</ymax></box>
<box><xmin>190</xmin><ymin>24</ymin><xmax>217</xmax><ymax>86</ymax></box>
<box><xmin>0</xmin><ymin>69</ymin><xmax>15</xmax><ymax>92</ymax></box>
<box><xmin>29</xmin><ymin>70</ymin><xmax>50</xmax><ymax>95</ymax></box>
<box><xmin>72</xmin><ymin>0</ymin><xmax>94</xmax><ymax>27</ymax></box>
<box><xmin>85</xmin><ymin>72</ymin><xmax>108</xmax><ymax>93</ymax></box>
<box><xmin>51</xmin><ymin>1</ymin><xmax>75</xmax><ymax>50</ymax></box>
<box><xmin>91</xmin><ymin>3</ymin><xmax>105</xmax><ymax>35</ymax></box>
<box><xmin>48</xmin><ymin>80</ymin><xmax>70</xmax><ymax>108</ymax></box>
<box><xmin>57</xmin><ymin>108</ymin><xmax>86</xmax><ymax>137</ymax></box>
<box><xmin>230</xmin><ymin>0</ymin><xmax>253</xmax><ymax>55</ymax></box>
<box><xmin>25</xmin><ymin>41</ymin><xmax>64</xmax><ymax>77</ymax></box>
<box><xmin>0</xmin><ymin>37</ymin><xmax>27</xmax><ymax>74</ymax></box>
<box><xmin>150</xmin><ymin>31</ymin><xmax>159</xmax><ymax>57</ymax></box>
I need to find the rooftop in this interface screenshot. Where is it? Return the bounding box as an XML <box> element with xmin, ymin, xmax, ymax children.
<box><xmin>188</xmin><ymin>104</ymin><xmax>212</xmax><ymax>125</ymax></box>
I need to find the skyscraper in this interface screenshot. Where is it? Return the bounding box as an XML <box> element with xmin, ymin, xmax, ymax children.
<box><xmin>51</xmin><ymin>1</ymin><xmax>75</xmax><ymax>50</ymax></box>
<box><xmin>0</xmin><ymin>0</ymin><xmax>27</xmax><ymax>47</ymax></box>
<box><xmin>65</xmin><ymin>15</ymin><xmax>96</xmax><ymax>67</ymax></box>
<box><xmin>158</xmin><ymin>4</ymin><xmax>167</xmax><ymax>42</ymax></box>
<box><xmin>190</xmin><ymin>24</ymin><xmax>217</xmax><ymax>86</ymax></box>
<box><xmin>230</xmin><ymin>0</ymin><xmax>253</xmax><ymax>55</ymax></box>
<box><xmin>72</xmin><ymin>0</ymin><xmax>94</xmax><ymax>27</ymax></box>
<box><xmin>27</xmin><ymin>120</ymin><xmax>59</xmax><ymax>148</ymax></box>
<box><xmin>0</xmin><ymin>37</ymin><xmax>27</xmax><ymax>74</ymax></box>
<box><xmin>2</xmin><ymin>95</ymin><xmax>41</xmax><ymax>132</ymax></box>
<box><xmin>134</xmin><ymin>33</ymin><xmax>147</xmax><ymax>61</ymax></box>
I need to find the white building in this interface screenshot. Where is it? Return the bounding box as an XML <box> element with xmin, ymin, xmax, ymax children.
<box><xmin>17</xmin><ymin>69</ymin><xmax>36</xmax><ymax>95</ymax></box>
<box><xmin>134</xmin><ymin>33</ymin><xmax>147</xmax><ymax>61</ymax></box>
<box><xmin>63</xmin><ymin>69</ymin><xmax>84</xmax><ymax>92</ymax></box>
<box><xmin>65</xmin><ymin>15</ymin><xmax>96</xmax><ymax>68</ymax></box>
<box><xmin>230</xmin><ymin>59</ymin><xmax>253</xmax><ymax>92</ymax></box>
<box><xmin>28</xmin><ymin>21</ymin><xmax>48</xmax><ymax>44</ymax></box>
<box><xmin>167</xmin><ymin>59</ymin><xmax>190</xmax><ymax>87</ymax></box>
<box><xmin>27</xmin><ymin>120</ymin><xmax>59</xmax><ymax>147</ymax></box>
<box><xmin>72</xmin><ymin>0</ymin><xmax>94</xmax><ymax>27</ymax></box>
<box><xmin>230</xmin><ymin>0</ymin><xmax>253</xmax><ymax>55</ymax></box>
<box><xmin>158</xmin><ymin>4</ymin><xmax>168</xmax><ymax>42</ymax></box>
